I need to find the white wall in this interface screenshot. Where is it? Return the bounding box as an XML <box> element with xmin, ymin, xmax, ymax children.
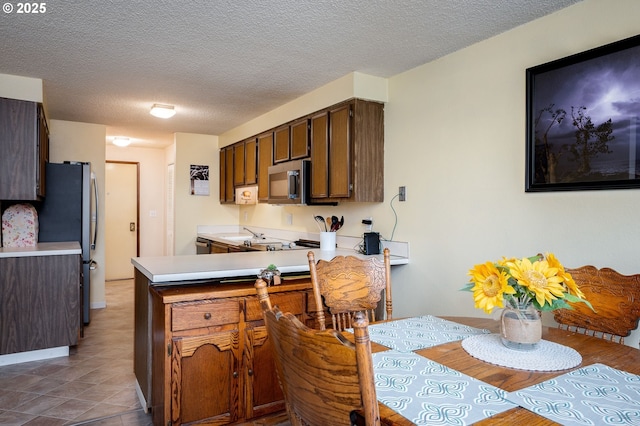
<box><xmin>48</xmin><ymin>120</ymin><xmax>107</xmax><ymax>309</ymax></box>
<box><xmin>105</xmin><ymin>145</ymin><xmax>166</xmax><ymax>257</ymax></box>
<box><xmin>219</xmin><ymin>0</ymin><xmax>640</xmax><ymax>346</ymax></box>
<box><xmin>173</xmin><ymin>132</ymin><xmax>238</xmax><ymax>255</ymax></box>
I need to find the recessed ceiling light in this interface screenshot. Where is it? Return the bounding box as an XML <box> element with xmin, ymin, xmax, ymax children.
<box><xmin>150</xmin><ymin>103</ymin><xmax>176</xmax><ymax>119</ymax></box>
<box><xmin>113</xmin><ymin>137</ymin><xmax>131</xmax><ymax>147</ymax></box>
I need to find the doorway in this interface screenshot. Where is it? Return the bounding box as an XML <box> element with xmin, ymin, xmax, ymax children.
<box><xmin>105</xmin><ymin>161</ymin><xmax>139</xmax><ymax>281</ymax></box>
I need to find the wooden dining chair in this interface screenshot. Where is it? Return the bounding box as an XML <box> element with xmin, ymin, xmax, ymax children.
<box><xmin>255</xmin><ymin>279</ymin><xmax>380</xmax><ymax>426</ymax></box>
<box><xmin>553</xmin><ymin>265</ymin><xmax>640</xmax><ymax>344</ymax></box>
<box><xmin>308</xmin><ymin>248</ymin><xmax>392</xmax><ymax>331</ymax></box>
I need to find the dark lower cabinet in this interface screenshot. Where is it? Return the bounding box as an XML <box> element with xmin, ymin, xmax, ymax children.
<box><xmin>0</xmin><ymin>253</ymin><xmax>80</xmax><ymax>354</ymax></box>
<box><xmin>142</xmin><ymin>277</ymin><xmax>318</xmax><ymax>425</ymax></box>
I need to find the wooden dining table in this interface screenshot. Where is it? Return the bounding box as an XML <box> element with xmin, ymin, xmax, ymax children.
<box><xmin>351</xmin><ymin>316</ymin><xmax>640</xmax><ymax>425</ymax></box>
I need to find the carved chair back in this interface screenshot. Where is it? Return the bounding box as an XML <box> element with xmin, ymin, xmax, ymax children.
<box><xmin>308</xmin><ymin>248</ymin><xmax>392</xmax><ymax>331</ymax></box>
<box><xmin>255</xmin><ymin>279</ymin><xmax>380</xmax><ymax>426</ymax></box>
<box><xmin>553</xmin><ymin>265</ymin><xmax>640</xmax><ymax>344</ymax></box>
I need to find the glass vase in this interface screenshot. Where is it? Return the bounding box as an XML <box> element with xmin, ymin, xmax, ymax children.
<box><xmin>500</xmin><ymin>304</ymin><xmax>542</xmax><ymax>351</ymax></box>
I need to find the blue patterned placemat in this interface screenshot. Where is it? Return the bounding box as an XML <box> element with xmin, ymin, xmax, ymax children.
<box><xmin>506</xmin><ymin>363</ymin><xmax>640</xmax><ymax>425</ymax></box>
<box><xmin>373</xmin><ymin>350</ymin><xmax>517</xmax><ymax>425</ymax></box>
<box><xmin>358</xmin><ymin>315</ymin><xmax>490</xmax><ymax>352</ymax></box>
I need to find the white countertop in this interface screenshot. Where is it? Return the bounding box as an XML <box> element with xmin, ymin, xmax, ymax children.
<box><xmin>132</xmin><ymin>248</ymin><xmax>408</xmax><ymax>284</ymax></box>
<box><xmin>0</xmin><ymin>241</ymin><xmax>82</xmax><ymax>258</ymax></box>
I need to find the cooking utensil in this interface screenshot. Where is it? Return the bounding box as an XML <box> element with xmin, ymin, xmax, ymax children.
<box><xmin>338</xmin><ymin>216</ymin><xmax>344</xmax><ymax>230</ymax></box>
<box><xmin>314</xmin><ymin>215</ymin><xmax>327</xmax><ymax>232</ymax></box>
<box><xmin>331</xmin><ymin>216</ymin><xmax>339</xmax><ymax>231</ymax></box>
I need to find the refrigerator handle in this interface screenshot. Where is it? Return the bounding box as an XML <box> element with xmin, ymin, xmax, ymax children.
<box><xmin>91</xmin><ymin>172</ymin><xmax>98</xmax><ymax>250</ymax></box>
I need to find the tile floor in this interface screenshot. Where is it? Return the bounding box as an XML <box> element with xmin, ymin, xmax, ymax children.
<box><xmin>0</xmin><ymin>279</ymin><xmax>290</xmax><ymax>426</ymax></box>
<box><xmin>0</xmin><ymin>279</ymin><xmax>151</xmax><ymax>426</ymax></box>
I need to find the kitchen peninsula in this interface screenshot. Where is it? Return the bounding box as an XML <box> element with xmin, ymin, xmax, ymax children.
<box><xmin>132</xmin><ymin>242</ymin><xmax>408</xmax><ymax>425</ymax></box>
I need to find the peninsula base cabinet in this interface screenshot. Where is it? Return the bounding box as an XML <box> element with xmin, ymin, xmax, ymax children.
<box><xmin>147</xmin><ymin>279</ymin><xmax>317</xmax><ymax>426</ymax></box>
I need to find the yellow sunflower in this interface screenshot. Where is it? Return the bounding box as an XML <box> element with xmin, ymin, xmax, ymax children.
<box><xmin>545</xmin><ymin>252</ymin><xmax>585</xmax><ymax>299</ymax></box>
<box><xmin>509</xmin><ymin>257</ymin><xmax>566</xmax><ymax>308</ymax></box>
<box><xmin>467</xmin><ymin>261</ymin><xmax>515</xmax><ymax>314</ymax></box>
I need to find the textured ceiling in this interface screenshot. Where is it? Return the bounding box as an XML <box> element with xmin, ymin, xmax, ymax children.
<box><xmin>0</xmin><ymin>0</ymin><xmax>581</xmax><ymax>148</ymax></box>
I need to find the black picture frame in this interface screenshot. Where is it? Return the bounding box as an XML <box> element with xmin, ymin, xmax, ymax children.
<box><xmin>525</xmin><ymin>34</ymin><xmax>640</xmax><ymax>192</ymax></box>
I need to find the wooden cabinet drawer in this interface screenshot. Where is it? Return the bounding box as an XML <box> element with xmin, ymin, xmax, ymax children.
<box><xmin>172</xmin><ymin>300</ymin><xmax>239</xmax><ymax>332</ymax></box>
<box><xmin>245</xmin><ymin>292</ymin><xmax>304</xmax><ymax>322</ymax></box>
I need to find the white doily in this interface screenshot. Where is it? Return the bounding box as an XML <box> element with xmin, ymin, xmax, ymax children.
<box><xmin>461</xmin><ymin>334</ymin><xmax>582</xmax><ymax>371</ymax></box>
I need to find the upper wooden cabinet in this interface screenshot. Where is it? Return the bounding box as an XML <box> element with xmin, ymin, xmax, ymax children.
<box><xmin>233</xmin><ymin>142</ymin><xmax>245</xmax><ymax>187</ymax></box>
<box><xmin>310</xmin><ymin>99</ymin><xmax>384</xmax><ymax>203</ymax></box>
<box><xmin>274</xmin><ymin>119</ymin><xmax>310</xmax><ymax>164</ymax></box>
<box><xmin>0</xmin><ymin>97</ymin><xmax>49</xmax><ymax>200</ymax></box>
<box><xmin>273</xmin><ymin>126</ymin><xmax>290</xmax><ymax>164</ymax></box>
<box><xmin>219</xmin><ymin>146</ymin><xmax>234</xmax><ymax>204</ymax></box>
<box><xmin>290</xmin><ymin>118</ymin><xmax>310</xmax><ymax>159</ymax></box>
<box><xmin>220</xmin><ymin>98</ymin><xmax>383</xmax><ymax>204</ymax></box>
<box><xmin>257</xmin><ymin>132</ymin><xmax>273</xmax><ymax>202</ymax></box>
<box><xmin>245</xmin><ymin>138</ymin><xmax>257</xmax><ymax>185</ymax></box>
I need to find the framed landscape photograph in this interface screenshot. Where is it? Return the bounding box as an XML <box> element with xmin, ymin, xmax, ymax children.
<box><xmin>525</xmin><ymin>34</ymin><xmax>640</xmax><ymax>192</ymax></box>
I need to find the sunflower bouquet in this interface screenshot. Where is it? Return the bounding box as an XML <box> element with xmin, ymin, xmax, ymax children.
<box><xmin>462</xmin><ymin>253</ymin><xmax>593</xmax><ymax>314</ymax></box>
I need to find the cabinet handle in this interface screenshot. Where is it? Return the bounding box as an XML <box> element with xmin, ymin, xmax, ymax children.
<box><xmin>204</xmin><ymin>313</ymin><xmax>211</xmax><ymax>320</ymax></box>
<box><xmin>233</xmin><ymin>371</ymin><xmax>238</xmax><ymax>378</ymax></box>
<box><xmin>248</xmin><ymin>369</ymin><xmax>254</xmax><ymax>376</ymax></box>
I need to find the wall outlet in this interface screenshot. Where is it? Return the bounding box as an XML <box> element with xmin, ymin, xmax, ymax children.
<box><xmin>362</xmin><ymin>217</ymin><xmax>373</xmax><ymax>232</ymax></box>
<box><xmin>286</xmin><ymin>213</ymin><xmax>293</xmax><ymax>225</ymax></box>
<box><xmin>399</xmin><ymin>186</ymin><xmax>406</xmax><ymax>201</ymax></box>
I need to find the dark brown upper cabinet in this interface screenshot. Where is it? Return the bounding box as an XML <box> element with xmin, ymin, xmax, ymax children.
<box><xmin>0</xmin><ymin>97</ymin><xmax>49</xmax><ymax>200</ymax></box>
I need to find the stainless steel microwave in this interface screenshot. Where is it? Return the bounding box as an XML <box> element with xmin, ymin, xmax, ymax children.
<box><xmin>267</xmin><ymin>159</ymin><xmax>310</xmax><ymax>205</ymax></box>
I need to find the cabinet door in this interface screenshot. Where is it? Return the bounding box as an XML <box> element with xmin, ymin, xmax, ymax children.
<box><xmin>245</xmin><ymin>138</ymin><xmax>257</xmax><ymax>185</ymax></box>
<box><xmin>310</xmin><ymin>111</ymin><xmax>329</xmax><ymax>198</ymax></box>
<box><xmin>37</xmin><ymin>104</ymin><xmax>49</xmax><ymax>197</ymax></box>
<box><xmin>171</xmin><ymin>330</ymin><xmax>241</xmax><ymax>425</ymax></box>
<box><xmin>211</xmin><ymin>241</ymin><xmax>230</xmax><ymax>253</ymax></box>
<box><xmin>219</xmin><ymin>149</ymin><xmax>226</xmax><ymax>203</ymax></box>
<box><xmin>0</xmin><ymin>254</ymin><xmax>80</xmax><ymax>354</ymax></box>
<box><xmin>290</xmin><ymin>118</ymin><xmax>309</xmax><ymax>159</ymax></box>
<box><xmin>244</xmin><ymin>326</ymin><xmax>285</xmax><ymax>419</ymax></box>
<box><xmin>257</xmin><ymin>133</ymin><xmax>273</xmax><ymax>201</ymax></box>
<box><xmin>273</xmin><ymin>126</ymin><xmax>290</xmax><ymax>163</ymax></box>
<box><xmin>0</xmin><ymin>98</ymin><xmax>40</xmax><ymax>200</ymax></box>
<box><xmin>225</xmin><ymin>147</ymin><xmax>234</xmax><ymax>203</ymax></box>
<box><xmin>233</xmin><ymin>142</ymin><xmax>246</xmax><ymax>186</ymax></box>
<box><xmin>328</xmin><ymin>104</ymin><xmax>351</xmax><ymax>198</ymax></box>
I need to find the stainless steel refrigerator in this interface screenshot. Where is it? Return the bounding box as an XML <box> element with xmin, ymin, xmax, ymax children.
<box><xmin>38</xmin><ymin>162</ymin><xmax>97</xmax><ymax>325</ymax></box>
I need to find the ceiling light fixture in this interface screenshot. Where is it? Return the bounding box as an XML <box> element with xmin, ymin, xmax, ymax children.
<box><xmin>113</xmin><ymin>137</ymin><xmax>131</xmax><ymax>147</ymax></box>
<box><xmin>150</xmin><ymin>103</ymin><xmax>176</xmax><ymax>119</ymax></box>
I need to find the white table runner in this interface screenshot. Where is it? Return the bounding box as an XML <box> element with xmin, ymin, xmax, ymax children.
<box><xmin>506</xmin><ymin>363</ymin><xmax>640</xmax><ymax>425</ymax></box>
<box><xmin>356</xmin><ymin>315</ymin><xmax>490</xmax><ymax>352</ymax></box>
<box><xmin>373</xmin><ymin>350</ymin><xmax>517</xmax><ymax>425</ymax></box>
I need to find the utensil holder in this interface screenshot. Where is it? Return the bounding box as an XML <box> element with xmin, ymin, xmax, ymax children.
<box><xmin>320</xmin><ymin>232</ymin><xmax>336</xmax><ymax>250</ymax></box>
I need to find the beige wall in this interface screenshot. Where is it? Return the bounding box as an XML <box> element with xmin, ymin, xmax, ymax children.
<box><xmin>219</xmin><ymin>72</ymin><xmax>388</xmax><ymax>146</ymax></box>
<box><xmin>48</xmin><ymin>120</ymin><xmax>107</xmax><ymax>309</ymax></box>
<box><xmin>217</xmin><ymin>0</ymin><xmax>640</xmax><ymax>346</ymax></box>
<box><xmin>0</xmin><ymin>73</ymin><xmax>43</xmax><ymax>102</ymax></box>
<box><xmin>384</xmin><ymin>0</ymin><xmax>640</xmax><ymax>319</ymax></box>
<box><xmin>173</xmin><ymin>132</ymin><xmax>238</xmax><ymax>255</ymax></box>
<box><xmin>105</xmin><ymin>145</ymin><xmax>166</xmax><ymax>257</ymax></box>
